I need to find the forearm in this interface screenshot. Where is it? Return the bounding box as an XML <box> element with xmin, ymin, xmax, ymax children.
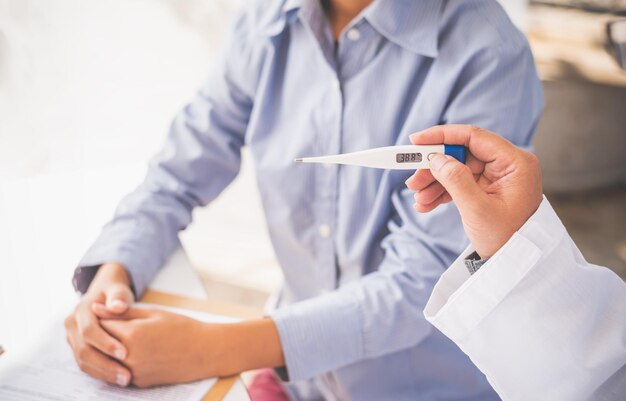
<box><xmin>206</xmin><ymin>318</ymin><xmax>285</xmax><ymax>377</ymax></box>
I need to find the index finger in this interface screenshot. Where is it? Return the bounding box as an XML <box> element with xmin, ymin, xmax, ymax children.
<box><xmin>409</xmin><ymin>125</ymin><xmax>515</xmax><ymax>163</ymax></box>
<box><xmin>75</xmin><ymin>305</ymin><xmax>128</xmax><ymax>361</ymax></box>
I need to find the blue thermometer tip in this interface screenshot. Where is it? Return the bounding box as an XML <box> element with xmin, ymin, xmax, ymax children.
<box><xmin>444</xmin><ymin>145</ymin><xmax>466</xmax><ymax>164</ymax></box>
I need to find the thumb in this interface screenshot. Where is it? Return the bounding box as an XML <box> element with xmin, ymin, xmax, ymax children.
<box><xmin>104</xmin><ymin>283</ymin><xmax>134</xmax><ymax>314</ymax></box>
<box><xmin>429</xmin><ymin>154</ymin><xmax>485</xmax><ymax>209</ymax></box>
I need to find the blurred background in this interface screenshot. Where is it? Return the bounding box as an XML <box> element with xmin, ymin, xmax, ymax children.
<box><xmin>0</xmin><ymin>0</ymin><xmax>625</xmax><ymax>352</ymax></box>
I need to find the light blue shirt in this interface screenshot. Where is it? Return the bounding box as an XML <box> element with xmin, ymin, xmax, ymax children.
<box><xmin>75</xmin><ymin>0</ymin><xmax>543</xmax><ymax>400</ymax></box>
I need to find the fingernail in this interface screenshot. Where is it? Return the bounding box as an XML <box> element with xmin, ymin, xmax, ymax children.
<box><xmin>114</xmin><ymin>348</ymin><xmax>126</xmax><ymax>360</ymax></box>
<box><xmin>108</xmin><ymin>300</ymin><xmax>127</xmax><ymax>310</ymax></box>
<box><xmin>409</xmin><ymin>128</ymin><xmax>429</xmax><ymax>141</ymax></box>
<box><xmin>413</xmin><ymin>192</ymin><xmax>419</xmax><ymax>201</ymax></box>
<box><xmin>404</xmin><ymin>177</ymin><xmax>412</xmax><ymax>186</ymax></box>
<box><xmin>117</xmin><ymin>373</ymin><xmax>129</xmax><ymax>387</ymax></box>
<box><xmin>429</xmin><ymin>154</ymin><xmax>447</xmax><ymax>171</ymax></box>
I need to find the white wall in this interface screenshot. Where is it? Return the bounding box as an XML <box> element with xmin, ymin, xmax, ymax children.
<box><xmin>0</xmin><ymin>0</ymin><xmax>283</xmax><ymax>351</ymax></box>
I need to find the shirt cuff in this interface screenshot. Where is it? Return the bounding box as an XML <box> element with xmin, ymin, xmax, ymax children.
<box><xmin>72</xmin><ymin>227</ymin><xmax>168</xmax><ymax>297</ymax></box>
<box><xmin>270</xmin><ymin>291</ymin><xmax>364</xmax><ymax>381</ymax></box>
<box><xmin>423</xmin><ymin>196</ymin><xmax>566</xmax><ymax>343</ymax></box>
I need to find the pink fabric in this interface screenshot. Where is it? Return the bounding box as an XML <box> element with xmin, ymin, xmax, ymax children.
<box><xmin>247</xmin><ymin>369</ymin><xmax>291</xmax><ymax>401</ymax></box>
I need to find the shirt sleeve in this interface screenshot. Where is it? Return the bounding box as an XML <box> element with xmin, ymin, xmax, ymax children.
<box><xmin>73</xmin><ymin>12</ymin><xmax>257</xmax><ymax>297</ymax></box>
<box><xmin>270</xmin><ymin>28</ymin><xmax>544</xmax><ymax>381</ymax></box>
<box><xmin>442</xmin><ymin>22</ymin><xmax>544</xmax><ymax>148</ymax></box>
<box><xmin>424</xmin><ymin>197</ymin><xmax>626</xmax><ymax>401</ymax></box>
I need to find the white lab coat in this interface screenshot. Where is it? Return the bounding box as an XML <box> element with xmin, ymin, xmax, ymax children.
<box><xmin>424</xmin><ymin>196</ymin><xmax>626</xmax><ymax>401</ymax></box>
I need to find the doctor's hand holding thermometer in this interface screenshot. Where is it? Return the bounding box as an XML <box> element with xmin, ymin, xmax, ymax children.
<box><xmin>406</xmin><ymin>125</ymin><xmax>626</xmax><ymax>401</ymax></box>
<box><xmin>405</xmin><ymin>125</ymin><xmax>543</xmax><ymax>259</ymax></box>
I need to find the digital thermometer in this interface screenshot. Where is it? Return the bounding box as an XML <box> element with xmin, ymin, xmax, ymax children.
<box><xmin>295</xmin><ymin>145</ymin><xmax>466</xmax><ymax>170</ymax></box>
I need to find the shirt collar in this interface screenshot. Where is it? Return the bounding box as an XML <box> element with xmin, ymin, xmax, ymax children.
<box><xmin>282</xmin><ymin>0</ymin><xmax>441</xmax><ymax>58</ymax></box>
<box><xmin>364</xmin><ymin>0</ymin><xmax>441</xmax><ymax>57</ymax></box>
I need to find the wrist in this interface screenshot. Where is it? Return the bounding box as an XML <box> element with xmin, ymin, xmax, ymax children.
<box><xmin>208</xmin><ymin>319</ymin><xmax>285</xmax><ymax>377</ymax></box>
<box><xmin>86</xmin><ymin>263</ymin><xmax>131</xmax><ymax>296</ymax></box>
<box><xmin>472</xmin><ymin>228</ymin><xmax>517</xmax><ymax>260</ymax></box>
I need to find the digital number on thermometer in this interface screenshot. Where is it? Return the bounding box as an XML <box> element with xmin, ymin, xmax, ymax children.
<box><xmin>395</xmin><ymin>152</ymin><xmax>422</xmax><ymax>163</ymax></box>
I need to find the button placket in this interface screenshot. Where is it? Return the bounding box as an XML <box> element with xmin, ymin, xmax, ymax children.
<box><xmin>313</xmin><ymin>70</ymin><xmax>342</xmax><ymax>293</ymax></box>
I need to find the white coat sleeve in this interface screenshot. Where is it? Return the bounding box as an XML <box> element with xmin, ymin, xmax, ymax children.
<box><xmin>424</xmin><ymin>196</ymin><xmax>626</xmax><ymax>401</ymax></box>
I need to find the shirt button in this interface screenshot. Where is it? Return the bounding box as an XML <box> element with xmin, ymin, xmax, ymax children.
<box><xmin>319</xmin><ymin>224</ymin><xmax>331</xmax><ymax>238</ymax></box>
<box><xmin>347</xmin><ymin>28</ymin><xmax>361</xmax><ymax>41</ymax></box>
<box><xmin>319</xmin><ymin>289</ymin><xmax>329</xmax><ymax>295</ymax></box>
<box><xmin>331</xmin><ymin>78</ymin><xmax>340</xmax><ymax>91</ymax></box>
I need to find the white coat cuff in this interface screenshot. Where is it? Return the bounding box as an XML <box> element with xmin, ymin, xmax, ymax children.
<box><xmin>423</xmin><ymin>196</ymin><xmax>565</xmax><ymax>343</ymax></box>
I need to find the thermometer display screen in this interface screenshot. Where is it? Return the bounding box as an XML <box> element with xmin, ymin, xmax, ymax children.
<box><xmin>396</xmin><ymin>152</ymin><xmax>422</xmax><ymax>163</ymax></box>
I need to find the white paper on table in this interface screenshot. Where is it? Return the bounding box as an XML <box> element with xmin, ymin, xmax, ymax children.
<box><xmin>0</xmin><ymin>303</ymin><xmax>240</xmax><ymax>401</ymax></box>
